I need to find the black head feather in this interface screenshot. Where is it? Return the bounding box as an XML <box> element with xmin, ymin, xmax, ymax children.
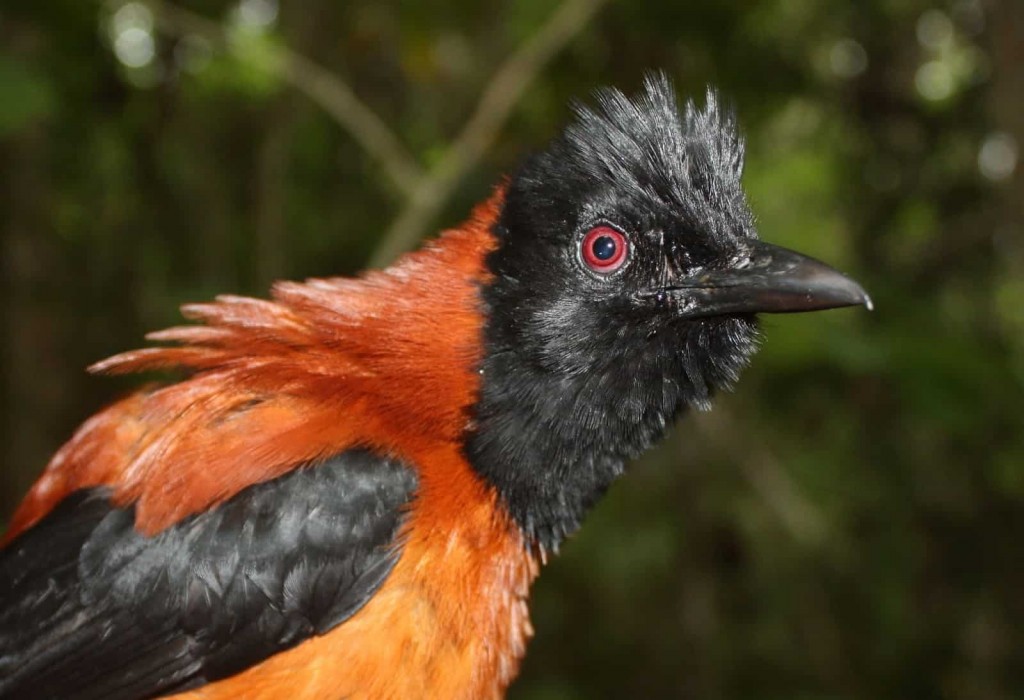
<box><xmin>466</xmin><ymin>75</ymin><xmax>763</xmax><ymax>550</ymax></box>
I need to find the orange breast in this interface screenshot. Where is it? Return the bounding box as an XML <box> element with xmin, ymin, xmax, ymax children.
<box><xmin>171</xmin><ymin>442</ymin><xmax>539</xmax><ymax>700</ymax></box>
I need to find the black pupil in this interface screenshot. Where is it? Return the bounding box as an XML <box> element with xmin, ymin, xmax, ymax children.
<box><xmin>592</xmin><ymin>235</ymin><xmax>617</xmax><ymax>261</ymax></box>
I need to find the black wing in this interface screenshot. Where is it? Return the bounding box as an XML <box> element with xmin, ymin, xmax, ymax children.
<box><xmin>0</xmin><ymin>448</ymin><xmax>417</xmax><ymax>700</ymax></box>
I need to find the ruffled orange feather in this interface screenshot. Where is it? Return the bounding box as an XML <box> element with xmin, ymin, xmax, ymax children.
<box><xmin>4</xmin><ymin>190</ymin><xmax>539</xmax><ymax>699</ymax></box>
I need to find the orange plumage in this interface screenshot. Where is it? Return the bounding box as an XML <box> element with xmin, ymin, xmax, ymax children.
<box><xmin>7</xmin><ymin>195</ymin><xmax>499</xmax><ymax>538</ymax></box>
<box><xmin>5</xmin><ymin>193</ymin><xmax>538</xmax><ymax>699</ymax></box>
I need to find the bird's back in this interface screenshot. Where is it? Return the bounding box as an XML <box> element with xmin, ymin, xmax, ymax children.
<box><xmin>1</xmin><ymin>192</ymin><xmax>539</xmax><ymax>699</ymax></box>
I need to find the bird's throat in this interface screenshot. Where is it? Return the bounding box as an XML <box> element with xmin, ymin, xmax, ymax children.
<box><xmin>464</xmin><ymin>348</ymin><xmax>684</xmax><ymax>553</ymax></box>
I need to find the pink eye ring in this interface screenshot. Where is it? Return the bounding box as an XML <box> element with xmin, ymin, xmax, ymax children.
<box><xmin>580</xmin><ymin>226</ymin><xmax>629</xmax><ymax>273</ymax></box>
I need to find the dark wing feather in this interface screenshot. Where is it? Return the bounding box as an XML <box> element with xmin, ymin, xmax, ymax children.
<box><xmin>0</xmin><ymin>449</ymin><xmax>417</xmax><ymax>700</ymax></box>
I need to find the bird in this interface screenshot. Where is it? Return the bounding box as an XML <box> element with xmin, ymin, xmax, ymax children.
<box><xmin>0</xmin><ymin>74</ymin><xmax>869</xmax><ymax>700</ymax></box>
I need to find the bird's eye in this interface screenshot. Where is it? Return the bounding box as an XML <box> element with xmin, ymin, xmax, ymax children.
<box><xmin>580</xmin><ymin>226</ymin><xmax>628</xmax><ymax>273</ymax></box>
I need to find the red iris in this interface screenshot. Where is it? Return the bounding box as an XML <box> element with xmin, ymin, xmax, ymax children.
<box><xmin>580</xmin><ymin>226</ymin><xmax>628</xmax><ymax>273</ymax></box>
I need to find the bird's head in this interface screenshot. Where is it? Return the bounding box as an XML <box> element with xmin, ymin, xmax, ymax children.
<box><xmin>467</xmin><ymin>74</ymin><xmax>869</xmax><ymax>551</ymax></box>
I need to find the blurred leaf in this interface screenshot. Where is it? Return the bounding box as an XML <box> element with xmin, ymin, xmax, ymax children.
<box><xmin>0</xmin><ymin>55</ymin><xmax>55</xmax><ymax>135</ymax></box>
<box><xmin>191</xmin><ymin>28</ymin><xmax>284</xmax><ymax>98</ymax></box>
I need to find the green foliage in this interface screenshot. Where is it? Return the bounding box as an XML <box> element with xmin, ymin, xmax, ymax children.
<box><xmin>195</xmin><ymin>29</ymin><xmax>284</xmax><ymax>98</ymax></box>
<box><xmin>0</xmin><ymin>55</ymin><xmax>54</xmax><ymax>135</ymax></box>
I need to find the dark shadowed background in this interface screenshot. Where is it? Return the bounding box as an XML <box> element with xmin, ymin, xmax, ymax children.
<box><xmin>2</xmin><ymin>0</ymin><xmax>1023</xmax><ymax>697</ymax></box>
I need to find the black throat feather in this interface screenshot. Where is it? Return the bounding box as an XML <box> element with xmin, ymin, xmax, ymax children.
<box><xmin>465</xmin><ymin>75</ymin><xmax>761</xmax><ymax>552</ymax></box>
<box><xmin>466</xmin><ymin>278</ymin><xmax>757</xmax><ymax>552</ymax></box>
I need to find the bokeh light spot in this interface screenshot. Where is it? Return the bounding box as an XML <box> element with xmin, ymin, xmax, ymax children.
<box><xmin>830</xmin><ymin>39</ymin><xmax>868</xmax><ymax>79</ymax></box>
<box><xmin>917</xmin><ymin>9</ymin><xmax>954</xmax><ymax>51</ymax></box>
<box><xmin>915</xmin><ymin>60</ymin><xmax>955</xmax><ymax>101</ymax></box>
<box><xmin>235</xmin><ymin>0</ymin><xmax>278</xmax><ymax>30</ymax></box>
<box><xmin>109</xmin><ymin>2</ymin><xmax>156</xmax><ymax>69</ymax></box>
<box><xmin>979</xmin><ymin>133</ymin><xmax>1018</xmax><ymax>182</ymax></box>
<box><xmin>114</xmin><ymin>27</ymin><xmax>155</xmax><ymax>68</ymax></box>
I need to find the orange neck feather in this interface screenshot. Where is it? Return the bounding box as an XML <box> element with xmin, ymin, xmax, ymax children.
<box><xmin>8</xmin><ymin>190</ymin><xmax>505</xmax><ymax>540</ymax></box>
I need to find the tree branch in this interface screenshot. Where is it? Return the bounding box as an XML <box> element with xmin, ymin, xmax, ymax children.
<box><xmin>148</xmin><ymin>0</ymin><xmax>423</xmax><ymax>196</ymax></box>
<box><xmin>145</xmin><ymin>0</ymin><xmax>609</xmax><ymax>267</ymax></box>
<box><xmin>368</xmin><ymin>0</ymin><xmax>610</xmax><ymax>267</ymax></box>
<box><xmin>693</xmin><ymin>409</ymin><xmax>827</xmax><ymax>547</ymax></box>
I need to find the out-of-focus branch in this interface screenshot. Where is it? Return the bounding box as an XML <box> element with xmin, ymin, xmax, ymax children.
<box><xmin>148</xmin><ymin>0</ymin><xmax>423</xmax><ymax>196</ymax></box>
<box><xmin>146</xmin><ymin>0</ymin><xmax>608</xmax><ymax>266</ymax></box>
<box><xmin>693</xmin><ymin>409</ymin><xmax>827</xmax><ymax>547</ymax></box>
<box><xmin>368</xmin><ymin>0</ymin><xmax>609</xmax><ymax>267</ymax></box>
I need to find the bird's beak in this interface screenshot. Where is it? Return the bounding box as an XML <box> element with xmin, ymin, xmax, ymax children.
<box><xmin>659</xmin><ymin>240</ymin><xmax>872</xmax><ymax>318</ymax></box>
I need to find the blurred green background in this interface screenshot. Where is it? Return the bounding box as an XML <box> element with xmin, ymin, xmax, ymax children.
<box><xmin>1</xmin><ymin>0</ymin><xmax>1022</xmax><ymax>697</ymax></box>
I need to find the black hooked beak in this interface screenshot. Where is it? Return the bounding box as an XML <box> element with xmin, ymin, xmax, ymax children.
<box><xmin>657</xmin><ymin>240</ymin><xmax>872</xmax><ymax>319</ymax></box>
